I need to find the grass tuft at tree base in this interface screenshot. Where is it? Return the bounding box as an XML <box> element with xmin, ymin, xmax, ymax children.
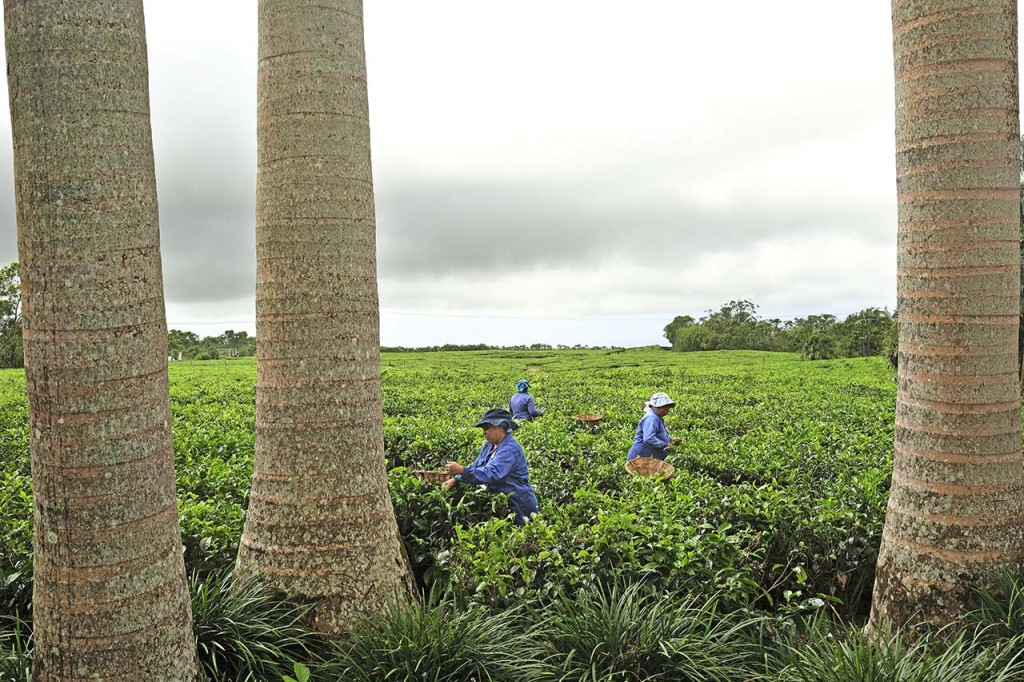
<box><xmin>190</xmin><ymin>568</ymin><xmax>328</xmax><ymax>682</ymax></box>
<box><xmin>326</xmin><ymin>592</ymin><xmax>546</xmax><ymax>681</ymax></box>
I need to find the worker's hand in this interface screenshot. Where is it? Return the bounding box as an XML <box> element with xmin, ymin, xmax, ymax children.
<box><xmin>670</xmin><ymin>437</ymin><xmax>682</xmax><ymax>446</ymax></box>
<box><xmin>445</xmin><ymin>461</ymin><xmax>464</xmax><ymax>476</ymax></box>
<box><xmin>441</xmin><ymin>478</ymin><xmax>457</xmax><ymax>490</ymax></box>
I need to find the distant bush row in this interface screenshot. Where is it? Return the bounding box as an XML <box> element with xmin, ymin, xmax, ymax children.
<box><xmin>664</xmin><ymin>300</ymin><xmax>896</xmax><ymax>360</ymax></box>
<box><xmin>381</xmin><ymin>343</ymin><xmax>626</xmax><ymax>352</ymax></box>
<box><xmin>168</xmin><ymin>329</ymin><xmax>256</xmax><ymax>360</ymax></box>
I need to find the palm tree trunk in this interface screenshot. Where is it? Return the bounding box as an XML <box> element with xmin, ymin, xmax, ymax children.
<box><xmin>236</xmin><ymin>0</ymin><xmax>413</xmax><ymax>633</ymax></box>
<box><xmin>4</xmin><ymin>1</ymin><xmax>200</xmax><ymax>678</ymax></box>
<box><xmin>869</xmin><ymin>0</ymin><xmax>1024</xmax><ymax>631</ymax></box>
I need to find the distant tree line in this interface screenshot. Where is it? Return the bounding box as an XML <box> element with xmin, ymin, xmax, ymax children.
<box><xmin>168</xmin><ymin>329</ymin><xmax>256</xmax><ymax>360</ymax></box>
<box><xmin>0</xmin><ymin>261</ymin><xmax>258</xmax><ymax>367</ymax></box>
<box><xmin>0</xmin><ymin>263</ymin><xmax>22</xmax><ymax>369</ymax></box>
<box><xmin>172</xmin><ymin>338</ymin><xmax>626</xmax><ymax>357</ymax></box>
<box><xmin>0</xmin><ymin>261</ymin><xmax>897</xmax><ymax>368</ymax></box>
<box><xmin>381</xmin><ymin>343</ymin><xmax>624</xmax><ymax>352</ymax></box>
<box><xmin>664</xmin><ymin>300</ymin><xmax>897</xmax><ymax>360</ymax></box>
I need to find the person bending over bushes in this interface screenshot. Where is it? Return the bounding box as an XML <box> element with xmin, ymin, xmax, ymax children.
<box><xmin>509</xmin><ymin>378</ymin><xmax>544</xmax><ymax>421</ymax></box>
<box><xmin>627</xmin><ymin>392</ymin><xmax>681</xmax><ymax>462</ymax></box>
<box><xmin>443</xmin><ymin>408</ymin><xmax>539</xmax><ymax>526</ymax></box>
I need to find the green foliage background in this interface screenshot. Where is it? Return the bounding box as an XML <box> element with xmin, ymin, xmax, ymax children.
<box><xmin>0</xmin><ymin>349</ymin><xmax>895</xmax><ymax>624</ymax></box>
<box><xmin>0</xmin><ymin>263</ymin><xmax>21</xmax><ymax>370</ymax></box>
<box><xmin>664</xmin><ymin>300</ymin><xmax>896</xmax><ymax>361</ymax></box>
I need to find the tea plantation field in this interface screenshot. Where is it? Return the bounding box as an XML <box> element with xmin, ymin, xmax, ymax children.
<box><xmin>0</xmin><ymin>349</ymin><xmax>895</xmax><ymax>622</ymax></box>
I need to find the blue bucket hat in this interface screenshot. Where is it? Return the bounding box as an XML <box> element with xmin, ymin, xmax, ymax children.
<box><xmin>475</xmin><ymin>408</ymin><xmax>518</xmax><ymax>431</ymax></box>
<box><xmin>515</xmin><ymin>379</ymin><xmax>530</xmax><ymax>392</ymax></box>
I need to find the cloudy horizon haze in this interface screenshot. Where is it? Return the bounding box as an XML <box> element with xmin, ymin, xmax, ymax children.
<box><xmin>0</xmin><ymin>1</ymin><xmax>955</xmax><ymax>347</ymax></box>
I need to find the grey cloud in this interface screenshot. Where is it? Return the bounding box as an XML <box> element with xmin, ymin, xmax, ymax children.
<box><xmin>159</xmin><ymin>210</ymin><xmax>255</xmax><ymax>302</ymax></box>
<box><xmin>372</xmin><ymin>99</ymin><xmax>894</xmax><ymax>281</ymax></box>
<box><xmin>375</xmin><ymin>174</ymin><xmax>894</xmax><ymax>280</ymax></box>
<box><xmin>0</xmin><ymin>149</ymin><xmax>16</xmax><ymax>267</ymax></box>
<box><xmin>153</xmin><ymin>108</ymin><xmax>256</xmax><ymax>304</ymax></box>
<box><xmin>0</xmin><ymin>76</ymin><xmax>257</xmax><ymax>302</ymax></box>
<box><xmin>0</xmin><ymin>138</ymin><xmax>256</xmax><ymax>303</ymax></box>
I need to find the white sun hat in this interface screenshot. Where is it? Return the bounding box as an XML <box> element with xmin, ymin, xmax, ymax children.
<box><xmin>648</xmin><ymin>392</ymin><xmax>676</xmax><ymax>408</ymax></box>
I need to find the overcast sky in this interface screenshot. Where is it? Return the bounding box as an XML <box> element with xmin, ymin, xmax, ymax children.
<box><xmin>0</xmin><ymin>1</ymin><xmax>933</xmax><ymax>346</ymax></box>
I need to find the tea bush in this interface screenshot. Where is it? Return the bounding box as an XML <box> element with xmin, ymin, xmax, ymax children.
<box><xmin>0</xmin><ymin>372</ymin><xmax>30</xmax><ymax>615</ymax></box>
<box><xmin>0</xmin><ymin>350</ymin><xmax>895</xmax><ymax>621</ymax></box>
<box><xmin>0</xmin><ymin>350</ymin><xmax>903</xmax><ymax>676</ymax></box>
<box><xmin>379</xmin><ymin>350</ymin><xmax>893</xmax><ymax>618</ymax></box>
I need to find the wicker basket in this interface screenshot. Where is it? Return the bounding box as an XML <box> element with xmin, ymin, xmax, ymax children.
<box><xmin>410</xmin><ymin>470</ymin><xmax>449</xmax><ymax>484</ymax></box>
<box><xmin>572</xmin><ymin>413</ymin><xmax>603</xmax><ymax>427</ymax></box>
<box><xmin>625</xmin><ymin>457</ymin><xmax>675</xmax><ymax>480</ymax></box>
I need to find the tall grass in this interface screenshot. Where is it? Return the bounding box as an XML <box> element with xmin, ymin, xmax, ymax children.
<box><xmin>8</xmin><ymin>572</ymin><xmax>1024</xmax><ymax>682</ymax></box>
<box><xmin>0</xmin><ymin>614</ymin><xmax>30</xmax><ymax>682</ymax></box>
<box><xmin>328</xmin><ymin>594</ymin><xmax>545</xmax><ymax>681</ymax></box>
<box><xmin>534</xmin><ymin>582</ymin><xmax>764</xmax><ymax>681</ymax></box>
<box><xmin>191</xmin><ymin>569</ymin><xmax>326</xmax><ymax>682</ymax></box>
<box><xmin>973</xmin><ymin>569</ymin><xmax>1024</xmax><ymax>639</ymax></box>
<box><xmin>767</xmin><ymin>616</ymin><xmax>1024</xmax><ymax>682</ymax></box>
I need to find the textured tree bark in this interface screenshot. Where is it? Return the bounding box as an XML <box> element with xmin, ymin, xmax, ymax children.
<box><xmin>236</xmin><ymin>0</ymin><xmax>414</xmax><ymax>633</ymax></box>
<box><xmin>869</xmin><ymin>0</ymin><xmax>1024</xmax><ymax>632</ymax></box>
<box><xmin>4</xmin><ymin>1</ymin><xmax>201</xmax><ymax>679</ymax></box>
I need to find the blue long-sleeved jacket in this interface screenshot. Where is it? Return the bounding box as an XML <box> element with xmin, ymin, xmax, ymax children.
<box><xmin>626</xmin><ymin>410</ymin><xmax>671</xmax><ymax>461</ymax></box>
<box><xmin>510</xmin><ymin>393</ymin><xmax>543</xmax><ymax>421</ymax></box>
<box><xmin>459</xmin><ymin>433</ymin><xmax>538</xmax><ymax>525</ymax></box>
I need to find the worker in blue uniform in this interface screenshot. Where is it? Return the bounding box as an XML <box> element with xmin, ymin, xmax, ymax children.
<box><xmin>627</xmin><ymin>392</ymin><xmax>681</xmax><ymax>461</ymax></box>
<box><xmin>443</xmin><ymin>408</ymin><xmax>539</xmax><ymax>525</ymax></box>
<box><xmin>509</xmin><ymin>379</ymin><xmax>544</xmax><ymax>421</ymax></box>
